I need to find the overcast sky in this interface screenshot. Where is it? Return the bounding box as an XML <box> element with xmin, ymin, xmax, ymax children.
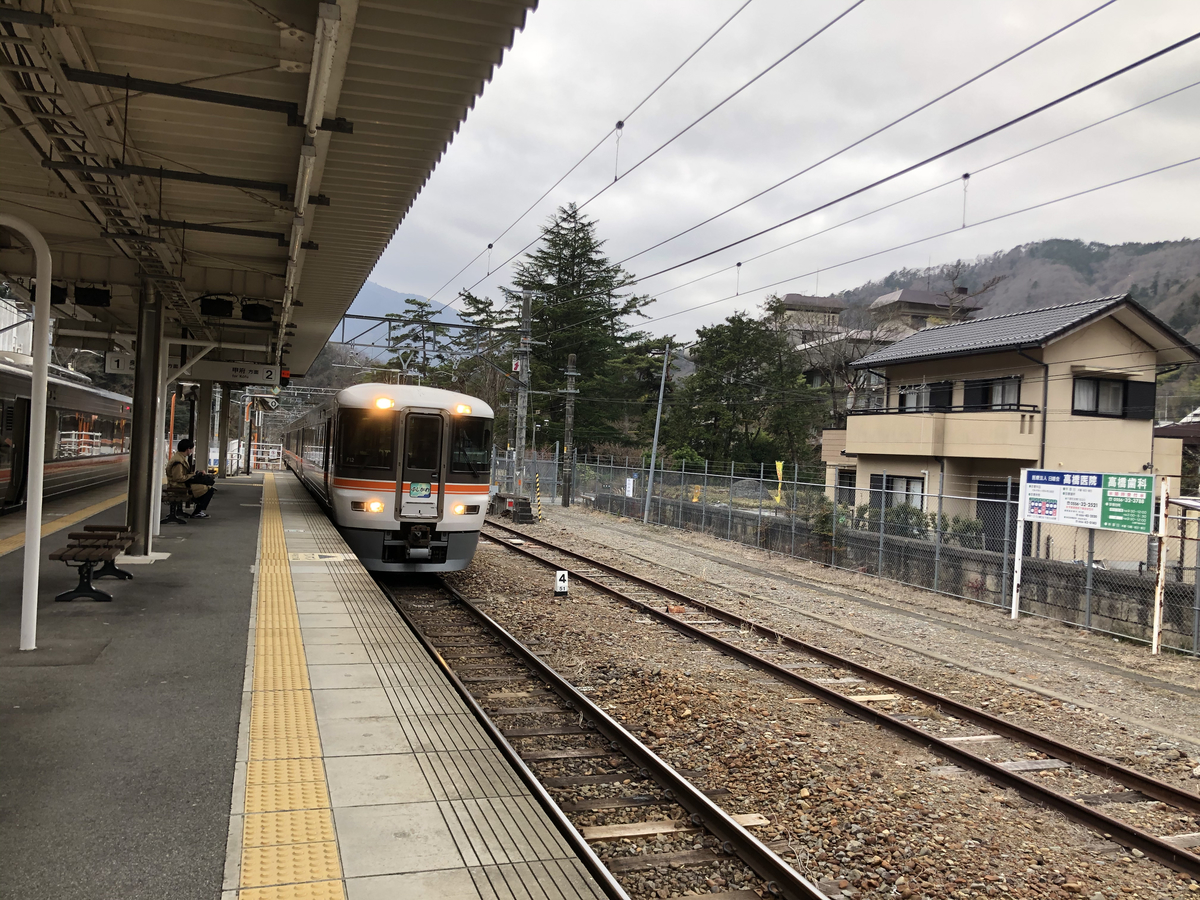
<box><xmin>368</xmin><ymin>0</ymin><xmax>1200</xmax><ymax>341</ymax></box>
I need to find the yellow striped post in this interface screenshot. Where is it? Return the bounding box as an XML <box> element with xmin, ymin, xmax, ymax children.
<box><xmin>535</xmin><ymin>472</ymin><xmax>544</xmax><ymax>521</ymax></box>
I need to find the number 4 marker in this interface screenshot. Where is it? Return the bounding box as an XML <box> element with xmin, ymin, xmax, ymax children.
<box><xmin>554</xmin><ymin>570</ymin><xmax>569</xmax><ymax>596</ymax></box>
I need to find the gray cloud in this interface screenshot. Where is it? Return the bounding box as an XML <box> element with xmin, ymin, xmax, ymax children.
<box><xmin>370</xmin><ymin>0</ymin><xmax>1200</xmax><ymax>338</ymax></box>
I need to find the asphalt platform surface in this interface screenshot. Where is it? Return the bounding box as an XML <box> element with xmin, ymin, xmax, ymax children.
<box><xmin>0</xmin><ymin>476</ymin><xmax>263</xmax><ymax>900</ymax></box>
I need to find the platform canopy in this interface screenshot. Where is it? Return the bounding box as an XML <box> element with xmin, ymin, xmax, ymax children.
<box><xmin>0</xmin><ymin>0</ymin><xmax>536</xmax><ymax>374</ymax></box>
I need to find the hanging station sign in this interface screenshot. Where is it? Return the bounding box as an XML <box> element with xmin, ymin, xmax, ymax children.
<box><xmin>1018</xmin><ymin>469</ymin><xmax>1154</xmax><ymax>534</ymax></box>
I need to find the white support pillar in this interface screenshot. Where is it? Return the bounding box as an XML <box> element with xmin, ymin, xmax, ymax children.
<box><xmin>1010</xmin><ymin>516</ymin><xmax>1027</xmax><ymax>620</ymax></box>
<box><xmin>151</xmin><ymin>333</ymin><xmax>169</xmax><ymax>540</ymax></box>
<box><xmin>1</xmin><ymin>215</ymin><xmax>51</xmax><ymax>651</ymax></box>
<box><xmin>1152</xmin><ymin>478</ymin><xmax>1169</xmax><ymax>655</ymax></box>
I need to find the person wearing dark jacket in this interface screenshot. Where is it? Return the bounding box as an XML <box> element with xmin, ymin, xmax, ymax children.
<box><xmin>166</xmin><ymin>438</ymin><xmax>215</xmax><ymax>518</ymax></box>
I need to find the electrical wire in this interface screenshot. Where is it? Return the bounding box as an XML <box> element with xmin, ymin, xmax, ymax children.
<box><xmin>634</xmin><ymin>27</ymin><xmax>1200</xmax><ymax>285</ymax></box>
<box><xmin>425</xmin><ymin>0</ymin><xmax>756</xmax><ymax>313</ymax></box>
<box><xmin>618</xmin><ymin>0</ymin><xmax>1118</xmax><ymax>268</ymax></box>
<box><xmin>451</xmin><ymin>0</ymin><xmax>866</xmax><ymax>306</ymax></box>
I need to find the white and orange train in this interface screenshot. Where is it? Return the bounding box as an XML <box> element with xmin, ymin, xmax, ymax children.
<box><xmin>282</xmin><ymin>383</ymin><xmax>493</xmax><ymax>573</ymax></box>
<box><xmin>1</xmin><ymin>357</ymin><xmax>131</xmax><ymax>513</ymax></box>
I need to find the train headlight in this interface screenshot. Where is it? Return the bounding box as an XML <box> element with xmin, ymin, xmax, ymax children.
<box><xmin>453</xmin><ymin>504</ymin><xmax>466</xmax><ymax>515</ymax></box>
<box><xmin>375</xmin><ymin>397</ymin><xmax>395</xmax><ymax>409</ymax></box>
<box><xmin>367</xmin><ymin>500</ymin><xmax>385</xmax><ymax>513</ymax></box>
<box><xmin>455</xmin><ymin>404</ymin><xmax>471</xmax><ymax>415</ymax></box>
<box><xmin>352</xmin><ymin>500</ymin><xmax>387</xmax><ymax>513</ymax></box>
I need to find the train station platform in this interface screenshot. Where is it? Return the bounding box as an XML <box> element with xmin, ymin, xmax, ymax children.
<box><xmin>0</xmin><ymin>472</ymin><xmax>607</xmax><ymax>900</ymax></box>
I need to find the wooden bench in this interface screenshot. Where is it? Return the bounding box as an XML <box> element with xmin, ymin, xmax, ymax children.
<box><xmin>162</xmin><ymin>484</ymin><xmax>192</xmax><ymax>525</ymax></box>
<box><xmin>79</xmin><ymin>526</ymin><xmax>135</xmax><ymax>580</ymax></box>
<box><xmin>50</xmin><ymin>532</ymin><xmax>134</xmax><ymax>602</ymax></box>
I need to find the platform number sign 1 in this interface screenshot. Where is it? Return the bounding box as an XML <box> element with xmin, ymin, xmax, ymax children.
<box><xmin>554</xmin><ymin>570</ymin><xmax>569</xmax><ymax>597</ymax></box>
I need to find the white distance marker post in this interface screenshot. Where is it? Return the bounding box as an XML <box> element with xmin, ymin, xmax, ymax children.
<box><xmin>1010</xmin><ymin>470</ymin><xmax>1028</xmax><ymax>620</ymax></box>
<box><xmin>1151</xmin><ymin>477</ymin><xmax>1169</xmax><ymax>656</ymax></box>
<box><xmin>554</xmin><ymin>570</ymin><xmax>569</xmax><ymax>597</ymax></box>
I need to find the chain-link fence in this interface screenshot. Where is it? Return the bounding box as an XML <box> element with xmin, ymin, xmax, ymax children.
<box><xmin>572</xmin><ymin>454</ymin><xmax>1200</xmax><ymax>655</ymax></box>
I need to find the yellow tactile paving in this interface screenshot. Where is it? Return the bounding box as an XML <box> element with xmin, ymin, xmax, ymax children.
<box><xmin>238</xmin><ymin>474</ymin><xmax>343</xmax><ymax>897</ymax></box>
<box><xmin>240</xmin><ymin>842</ymin><xmax>342</xmax><ymax>888</ymax></box>
<box><xmin>243</xmin><ymin>810</ymin><xmax>336</xmax><ymax>848</ymax></box>
<box><xmin>238</xmin><ymin>881</ymin><xmax>346</xmax><ymax>900</ymax></box>
<box><xmin>245</xmin><ymin>781</ymin><xmax>330</xmax><ymax>814</ymax></box>
<box><xmin>0</xmin><ymin>490</ymin><xmax>127</xmax><ymax>558</ymax></box>
<box><xmin>248</xmin><ymin>758</ymin><xmax>327</xmax><ymax>785</ymax></box>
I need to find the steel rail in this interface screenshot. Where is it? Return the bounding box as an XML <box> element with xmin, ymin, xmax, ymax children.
<box><xmin>482</xmin><ymin>522</ymin><xmax>1200</xmax><ymax>877</ymax></box>
<box><xmin>380</xmin><ymin>579</ymin><xmax>633</xmax><ymax>900</ymax></box>
<box><xmin>387</xmin><ymin>576</ymin><xmax>828</xmax><ymax>900</ymax></box>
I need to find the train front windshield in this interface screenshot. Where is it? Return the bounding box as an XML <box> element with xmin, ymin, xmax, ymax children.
<box><xmin>338</xmin><ymin>409</ymin><xmax>395</xmax><ymax>470</ymax></box>
<box><xmin>451</xmin><ymin>417</ymin><xmax>491</xmax><ymax>480</ymax></box>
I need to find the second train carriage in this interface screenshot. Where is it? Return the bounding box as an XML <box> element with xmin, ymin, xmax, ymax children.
<box><xmin>282</xmin><ymin>383</ymin><xmax>493</xmax><ymax>573</ymax></box>
<box><xmin>0</xmin><ymin>358</ymin><xmax>132</xmax><ymax>512</ymax></box>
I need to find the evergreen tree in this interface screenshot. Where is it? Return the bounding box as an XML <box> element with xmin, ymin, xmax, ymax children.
<box><xmin>500</xmin><ymin>203</ymin><xmax>654</xmax><ymax>448</ymax></box>
<box><xmin>386</xmin><ymin>295</ymin><xmax>451</xmax><ymax>385</ymax></box>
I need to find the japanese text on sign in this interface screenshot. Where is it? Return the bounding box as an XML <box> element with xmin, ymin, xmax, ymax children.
<box><xmin>1020</xmin><ymin>469</ymin><xmax>1153</xmax><ymax>534</ymax></box>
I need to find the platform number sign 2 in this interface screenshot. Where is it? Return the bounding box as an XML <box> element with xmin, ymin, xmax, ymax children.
<box><xmin>554</xmin><ymin>570</ymin><xmax>569</xmax><ymax>597</ymax></box>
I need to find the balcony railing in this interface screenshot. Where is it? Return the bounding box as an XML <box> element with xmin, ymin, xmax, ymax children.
<box><xmin>848</xmin><ymin>403</ymin><xmax>1040</xmax><ymax>416</ymax></box>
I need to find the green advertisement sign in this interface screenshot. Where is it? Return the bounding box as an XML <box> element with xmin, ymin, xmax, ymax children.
<box><xmin>1021</xmin><ymin>470</ymin><xmax>1154</xmax><ymax>534</ymax></box>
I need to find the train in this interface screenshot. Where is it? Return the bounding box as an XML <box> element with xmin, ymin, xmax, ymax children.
<box><xmin>0</xmin><ymin>355</ymin><xmax>132</xmax><ymax>513</ymax></box>
<box><xmin>282</xmin><ymin>383</ymin><xmax>494</xmax><ymax>573</ymax></box>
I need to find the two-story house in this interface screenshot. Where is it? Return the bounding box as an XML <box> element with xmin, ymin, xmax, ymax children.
<box><xmin>820</xmin><ymin>294</ymin><xmax>1199</xmax><ymax>563</ymax></box>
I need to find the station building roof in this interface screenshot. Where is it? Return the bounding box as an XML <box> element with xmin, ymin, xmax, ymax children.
<box><xmin>0</xmin><ymin>1</ymin><xmax>536</xmax><ymax>375</ymax></box>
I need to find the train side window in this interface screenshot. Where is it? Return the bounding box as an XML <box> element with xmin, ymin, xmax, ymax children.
<box><xmin>338</xmin><ymin>409</ymin><xmax>395</xmax><ymax>470</ymax></box>
<box><xmin>450</xmin><ymin>417</ymin><xmax>491</xmax><ymax>479</ymax></box>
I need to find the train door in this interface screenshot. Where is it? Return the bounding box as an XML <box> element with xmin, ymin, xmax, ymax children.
<box><xmin>398</xmin><ymin>412</ymin><xmax>443</xmax><ymax>519</ymax></box>
<box><xmin>322</xmin><ymin>419</ymin><xmax>332</xmax><ymax>498</ymax></box>
<box><xmin>2</xmin><ymin>397</ymin><xmax>30</xmax><ymax>505</ymax></box>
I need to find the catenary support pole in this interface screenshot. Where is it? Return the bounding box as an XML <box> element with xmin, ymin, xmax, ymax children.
<box><xmin>560</xmin><ymin>353</ymin><xmax>577</xmax><ymax>507</ymax></box>
<box><xmin>514</xmin><ymin>290</ymin><xmax>531</xmax><ymax>496</ymax></box>
<box><xmin>217</xmin><ymin>383</ymin><xmax>230</xmax><ymax>477</ymax></box>
<box><xmin>127</xmin><ymin>279</ymin><xmax>163</xmax><ymax>555</ymax></box>
<box><xmin>1085</xmin><ymin>528</ymin><xmax>1096</xmax><ymax>629</ymax></box>
<box><xmin>877</xmin><ymin>469</ymin><xmax>887</xmax><ymax>576</ymax></box>
<box><xmin>196</xmin><ymin>380</ymin><xmax>213</xmax><ymax>470</ymax></box>
<box><xmin>1192</xmin><ymin>509</ymin><xmax>1200</xmax><ymax>657</ymax></box>
<box><xmin>701</xmin><ymin>459</ymin><xmax>708</xmax><ymax>532</ymax></box>
<box><xmin>2</xmin><ymin>215</ymin><xmax>51</xmax><ymax>650</ymax></box>
<box><xmin>1000</xmin><ymin>476</ymin><xmax>1013</xmax><ymax>607</ymax></box>
<box><xmin>933</xmin><ymin>464</ymin><xmax>945</xmax><ymax>591</ymax></box>
<box><xmin>643</xmin><ymin>342</ymin><xmax>670</xmax><ymax>524</ymax></box>
<box><xmin>151</xmin><ymin>332</ymin><xmax>171</xmax><ymax>538</ymax></box>
<box><xmin>1152</xmin><ymin>478</ymin><xmax>1169</xmax><ymax>655</ymax></box>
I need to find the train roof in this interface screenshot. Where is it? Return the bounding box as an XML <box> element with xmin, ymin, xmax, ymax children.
<box><xmin>0</xmin><ymin>359</ymin><xmax>132</xmax><ymax>405</ymax></box>
<box><xmin>335</xmin><ymin>383</ymin><xmax>493</xmax><ymax>417</ymax></box>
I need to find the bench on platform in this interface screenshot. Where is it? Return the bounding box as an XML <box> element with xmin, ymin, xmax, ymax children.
<box><xmin>162</xmin><ymin>485</ymin><xmax>192</xmax><ymax>525</ymax></box>
<box><xmin>50</xmin><ymin>531</ymin><xmax>135</xmax><ymax>602</ymax></box>
<box><xmin>81</xmin><ymin>525</ymin><xmax>136</xmax><ymax>580</ymax></box>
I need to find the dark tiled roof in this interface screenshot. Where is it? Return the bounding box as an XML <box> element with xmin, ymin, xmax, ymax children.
<box><xmin>854</xmin><ymin>295</ymin><xmax>1130</xmax><ymax>367</ymax></box>
<box><xmin>782</xmin><ymin>293</ymin><xmax>847</xmax><ymax>310</ymax></box>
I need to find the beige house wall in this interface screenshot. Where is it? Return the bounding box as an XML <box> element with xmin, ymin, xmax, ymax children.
<box><xmin>823</xmin><ymin>312</ymin><xmax>1187</xmax><ymax>565</ymax></box>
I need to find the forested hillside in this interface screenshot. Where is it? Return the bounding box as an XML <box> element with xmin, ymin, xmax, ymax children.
<box><xmin>840</xmin><ymin>238</ymin><xmax>1200</xmax><ymax>337</ymax></box>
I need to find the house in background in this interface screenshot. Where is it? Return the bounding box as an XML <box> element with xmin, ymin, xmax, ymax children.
<box><xmin>867</xmin><ymin>287</ymin><xmax>980</xmax><ymax>337</ymax></box>
<box><xmin>820</xmin><ymin>294</ymin><xmax>1199</xmax><ymax>565</ymax></box>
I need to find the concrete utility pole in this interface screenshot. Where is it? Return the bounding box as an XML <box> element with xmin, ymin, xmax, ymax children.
<box><xmin>505</xmin><ymin>388</ymin><xmax>516</xmax><ymax>492</ymax></box>
<box><xmin>560</xmin><ymin>352</ymin><xmax>578</xmax><ymax>507</ymax></box>
<box><xmin>643</xmin><ymin>342</ymin><xmax>671</xmax><ymax>525</ymax></box>
<box><xmin>514</xmin><ymin>289</ymin><xmax>532</xmax><ymax>496</ymax></box>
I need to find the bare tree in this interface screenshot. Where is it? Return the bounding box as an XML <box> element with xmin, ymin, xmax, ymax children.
<box><xmin>936</xmin><ymin>260</ymin><xmax>1005</xmax><ymax>320</ymax></box>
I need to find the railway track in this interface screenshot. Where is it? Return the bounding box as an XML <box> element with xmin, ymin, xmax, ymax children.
<box><xmin>379</xmin><ymin>576</ymin><xmax>829</xmax><ymax>900</ymax></box>
<box><xmin>481</xmin><ymin>519</ymin><xmax>1200</xmax><ymax>879</ymax></box>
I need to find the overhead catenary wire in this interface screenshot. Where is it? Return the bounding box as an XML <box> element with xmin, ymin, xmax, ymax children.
<box><xmin>616</xmin><ymin>0</ymin><xmax>1118</xmax><ymax>268</ymax></box>
<box><xmin>451</xmin><ymin>0</ymin><xmax>866</xmax><ymax>306</ymax></box>
<box><xmin>651</xmin><ymin>73</ymin><xmax>1200</xmax><ymax>299</ymax></box>
<box><xmin>425</xmin><ymin>0</ymin><xmax>756</xmax><ymax>313</ymax></box>
<box><xmin>539</xmin><ymin>152</ymin><xmax>1200</xmax><ymax>359</ymax></box>
<box><xmin>461</xmin><ymin>23</ymin><xmax>1200</xmax><ymax>346</ymax></box>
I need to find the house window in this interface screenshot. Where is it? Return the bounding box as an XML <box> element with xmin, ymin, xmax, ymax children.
<box><xmin>836</xmin><ymin>469</ymin><xmax>856</xmax><ymax>506</ymax></box>
<box><xmin>869</xmin><ymin>474</ymin><xmax>925</xmax><ymax>510</ymax></box>
<box><xmin>963</xmin><ymin>377</ymin><xmax>1020</xmax><ymax>410</ymax></box>
<box><xmin>898</xmin><ymin>381</ymin><xmax>952</xmax><ymax>411</ymax></box>
<box><xmin>1072</xmin><ymin>378</ymin><xmax>1155</xmax><ymax>419</ymax></box>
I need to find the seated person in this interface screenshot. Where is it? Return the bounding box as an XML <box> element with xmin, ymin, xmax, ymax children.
<box><xmin>166</xmin><ymin>438</ymin><xmax>215</xmax><ymax>519</ymax></box>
